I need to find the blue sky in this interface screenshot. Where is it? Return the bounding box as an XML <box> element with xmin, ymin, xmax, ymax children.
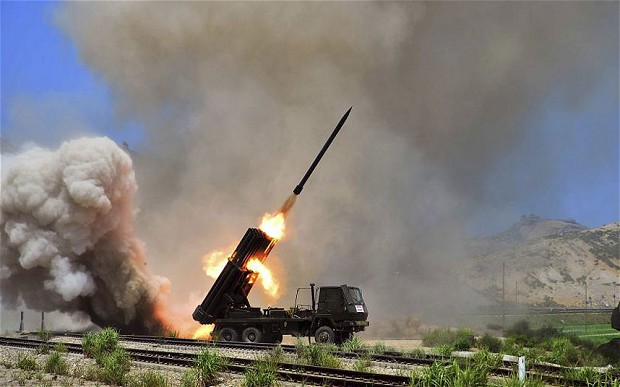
<box><xmin>1</xmin><ymin>0</ymin><xmax>145</xmax><ymax>147</ymax></box>
<box><xmin>1</xmin><ymin>1</ymin><xmax>618</xmax><ymax>232</ymax></box>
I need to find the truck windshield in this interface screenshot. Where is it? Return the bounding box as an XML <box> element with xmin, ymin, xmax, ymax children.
<box><xmin>348</xmin><ymin>287</ymin><xmax>363</xmax><ymax>303</ymax></box>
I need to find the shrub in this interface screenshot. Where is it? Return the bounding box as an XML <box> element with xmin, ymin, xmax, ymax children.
<box><xmin>453</xmin><ymin>329</ymin><xmax>475</xmax><ymax>351</ymax></box>
<box><xmin>37</xmin><ymin>329</ymin><xmax>52</xmax><ymax>342</ymax></box>
<box><xmin>17</xmin><ymin>353</ymin><xmax>38</xmax><ymax>371</ymax></box>
<box><xmin>422</xmin><ymin>328</ymin><xmax>456</xmax><ymax>347</ymax></box>
<box><xmin>100</xmin><ymin>347</ymin><xmax>131</xmax><ymax>385</ymax></box>
<box><xmin>477</xmin><ymin>333</ymin><xmax>503</xmax><ymax>353</ymax></box>
<box><xmin>44</xmin><ymin>352</ymin><xmax>69</xmax><ymax>375</ymax></box>
<box><xmin>194</xmin><ymin>347</ymin><xmax>228</xmax><ymax>386</ymax></box>
<box><xmin>93</xmin><ymin>328</ymin><xmax>120</xmax><ymax>365</ymax></box>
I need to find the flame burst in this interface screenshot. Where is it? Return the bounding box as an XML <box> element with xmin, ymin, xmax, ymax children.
<box><xmin>193</xmin><ymin>324</ymin><xmax>214</xmax><ymax>339</ymax></box>
<box><xmin>259</xmin><ymin>212</ymin><xmax>285</xmax><ymax>239</ymax></box>
<box><xmin>202</xmin><ymin>250</ymin><xmax>227</xmax><ymax>279</ymax></box>
<box><xmin>246</xmin><ymin>258</ymin><xmax>279</xmax><ymax>297</ymax></box>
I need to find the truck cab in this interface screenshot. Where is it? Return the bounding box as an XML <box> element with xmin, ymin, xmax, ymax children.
<box><xmin>308</xmin><ymin>284</ymin><xmax>369</xmax><ymax>344</ymax></box>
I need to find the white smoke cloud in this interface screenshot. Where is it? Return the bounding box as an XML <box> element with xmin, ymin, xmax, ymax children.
<box><xmin>1</xmin><ymin>137</ymin><xmax>167</xmax><ymax>333</ymax></box>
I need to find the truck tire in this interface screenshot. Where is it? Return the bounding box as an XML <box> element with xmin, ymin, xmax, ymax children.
<box><xmin>315</xmin><ymin>326</ymin><xmax>335</xmax><ymax>344</ymax></box>
<box><xmin>218</xmin><ymin>327</ymin><xmax>239</xmax><ymax>342</ymax></box>
<box><xmin>336</xmin><ymin>331</ymin><xmax>352</xmax><ymax>345</ymax></box>
<box><xmin>242</xmin><ymin>327</ymin><xmax>262</xmax><ymax>343</ymax></box>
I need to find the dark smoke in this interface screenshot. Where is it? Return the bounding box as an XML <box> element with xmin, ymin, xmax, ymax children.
<box><xmin>39</xmin><ymin>1</ymin><xmax>620</xmax><ymax>327</ymax></box>
<box><xmin>1</xmin><ymin>138</ymin><xmax>168</xmax><ymax>334</ymax></box>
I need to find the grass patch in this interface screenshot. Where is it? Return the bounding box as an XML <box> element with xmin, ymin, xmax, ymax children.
<box><xmin>124</xmin><ymin>369</ymin><xmax>170</xmax><ymax>387</ymax></box>
<box><xmin>296</xmin><ymin>343</ymin><xmax>342</xmax><ymax>368</ymax></box>
<box><xmin>243</xmin><ymin>356</ymin><xmax>279</xmax><ymax>387</ymax></box>
<box><xmin>353</xmin><ymin>354</ymin><xmax>373</xmax><ymax>372</ymax></box>
<box><xmin>341</xmin><ymin>335</ymin><xmax>367</xmax><ymax>352</ymax></box>
<box><xmin>410</xmin><ymin>360</ymin><xmax>490</xmax><ymax>387</ymax></box>
<box><xmin>193</xmin><ymin>347</ymin><xmax>228</xmax><ymax>386</ymax></box>
<box><xmin>476</xmin><ymin>333</ymin><xmax>503</xmax><ymax>353</ymax></box>
<box><xmin>17</xmin><ymin>353</ymin><xmax>38</xmax><ymax>371</ymax></box>
<box><xmin>100</xmin><ymin>347</ymin><xmax>131</xmax><ymax>385</ymax></box>
<box><xmin>44</xmin><ymin>351</ymin><xmax>69</xmax><ymax>375</ymax></box>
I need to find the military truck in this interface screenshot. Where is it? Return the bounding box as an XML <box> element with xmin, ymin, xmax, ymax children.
<box><xmin>192</xmin><ymin>227</ymin><xmax>369</xmax><ymax>344</ymax></box>
<box><xmin>192</xmin><ymin>108</ymin><xmax>369</xmax><ymax>344</ymax></box>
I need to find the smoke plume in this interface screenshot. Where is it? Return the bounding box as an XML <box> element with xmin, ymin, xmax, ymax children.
<box><xmin>1</xmin><ymin>137</ymin><xmax>168</xmax><ymax>334</ymax></box>
<box><xmin>9</xmin><ymin>2</ymin><xmax>614</xmax><ymax>329</ymax></box>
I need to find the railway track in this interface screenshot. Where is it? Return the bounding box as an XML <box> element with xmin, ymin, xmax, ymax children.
<box><xmin>3</xmin><ymin>334</ymin><xmax>610</xmax><ymax>386</ymax></box>
<box><xmin>0</xmin><ymin>336</ymin><xmax>410</xmax><ymax>386</ymax></box>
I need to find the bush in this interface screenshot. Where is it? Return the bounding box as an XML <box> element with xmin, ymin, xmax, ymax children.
<box><xmin>453</xmin><ymin>329</ymin><xmax>475</xmax><ymax>351</ymax></box>
<box><xmin>194</xmin><ymin>347</ymin><xmax>228</xmax><ymax>386</ymax></box>
<box><xmin>37</xmin><ymin>329</ymin><xmax>52</xmax><ymax>342</ymax></box>
<box><xmin>477</xmin><ymin>333</ymin><xmax>503</xmax><ymax>353</ymax></box>
<box><xmin>44</xmin><ymin>352</ymin><xmax>68</xmax><ymax>375</ymax></box>
<box><xmin>100</xmin><ymin>348</ymin><xmax>131</xmax><ymax>385</ymax></box>
<box><xmin>422</xmin><ymin>328</ymin><xmax>456</xmax><ymax>347</ymax></box>
<box><xmin>93</xmin><ymin>328</ymin><xmax>120</xmax><ymax>365</ymax></box>
<box><xmin>17</xmin><ymin>353</ymin><xmax>38</xmax><ymax>371</ymax></box>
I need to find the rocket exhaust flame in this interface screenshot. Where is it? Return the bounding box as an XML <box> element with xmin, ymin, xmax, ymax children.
<box><xmin>259</xmin><ymin>212</ymin><xmax>286</xmax><ymax>240</ymax></box>
<box><xmin>246</xmin><ymin>258</ymin><xmax>279</xmax><ymax>297</ymax></box>
<box><xmin>192</xmin><ymin>324</ymin><xmax>214</xmax><ymax>339</ymax></box>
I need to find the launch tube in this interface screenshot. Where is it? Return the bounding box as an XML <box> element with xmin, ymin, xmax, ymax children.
<box><xmin>293</xmin><ymin>107</ymin><xmax>352</xmax><ymax>195</ymax></box>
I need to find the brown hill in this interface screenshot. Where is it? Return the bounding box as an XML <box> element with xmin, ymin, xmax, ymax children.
<box><xmin>464</xmin><ymin>217</ymin><xmax>619</xmax><ymax>307</ymax></box>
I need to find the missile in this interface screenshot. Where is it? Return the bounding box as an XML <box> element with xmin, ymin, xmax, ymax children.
<box><xmin>293</xmin><ymin>107</ymin><xmax>352</xmax><ymax>195</ymax></box>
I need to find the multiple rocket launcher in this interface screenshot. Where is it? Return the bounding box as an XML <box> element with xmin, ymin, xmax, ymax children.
<box><xmin>192</xmin><ymin>108</ymin><xmax>352</xmax><ymax>325</ymax></box>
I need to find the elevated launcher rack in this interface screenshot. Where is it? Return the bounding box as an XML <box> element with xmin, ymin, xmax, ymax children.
<box><xmin>192</xmin><ymin>228</ymin><xmax>275</xmax><ymax>324</ymax></box>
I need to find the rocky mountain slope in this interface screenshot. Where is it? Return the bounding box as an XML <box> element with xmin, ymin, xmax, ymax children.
<box><xmin>463</xmin><ymin>215</ymin><xmax>619</xmax><ymax>307</ymax></box>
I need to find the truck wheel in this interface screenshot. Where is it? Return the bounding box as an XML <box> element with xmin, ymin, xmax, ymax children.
<box><xmin>218</xmin><ymin>327</ymin><xmax>238</xmax><ymax>342</ymax></box>
<box><xmin>242</xmin><ymin>327</ymin><xmax>262</xmax><ymax>343</ymax></box>
<box><xmin>315</xmin><ymin>326</ymin><xmax>335</xmax><ymax>344</ymax></box>
<box><xmin>335</xmin><ymin>331</ymin><xmax>352</xmax><ymax>345</ymax></box>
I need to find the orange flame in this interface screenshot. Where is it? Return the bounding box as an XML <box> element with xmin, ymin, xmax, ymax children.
<box><xmin>259</xmin><ymin>212</ymin><xmax>285</xmax><ymax>239</ymax></box>
<box><xmin>246</xmin><ymin>258</ymin><xmax>279</xmax><ymax>297</ymax></box>
<box><xmin>193</xmin><ymin>324</ymin><xmax>214</xmax><ymax>340</ymax></box>
<box><xmin>202</xmin><ymin>250</ymin><xmax>228</xmax><ymax>279</ymax></box>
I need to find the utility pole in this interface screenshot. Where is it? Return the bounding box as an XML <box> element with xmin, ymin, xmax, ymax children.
<box><xmin>502</xmin><ymin>261</ymin><xmax>506</xmax><ymax>331</ymax></box>
<box><xmin>584</xmin><ymin>280</ymin><xmax>588</xmax><ymax>335</ymax></box>
<box><xmin>515</xmin><ymin>280</ymin><xmax>518</xmax><ymax>305</ymax></box>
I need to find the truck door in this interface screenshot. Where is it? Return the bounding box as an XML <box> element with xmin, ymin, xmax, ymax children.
<box><xmin>317</xmin><ymin>287</ymin><xmax>346</xmax><ymax>322</ymax></box>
